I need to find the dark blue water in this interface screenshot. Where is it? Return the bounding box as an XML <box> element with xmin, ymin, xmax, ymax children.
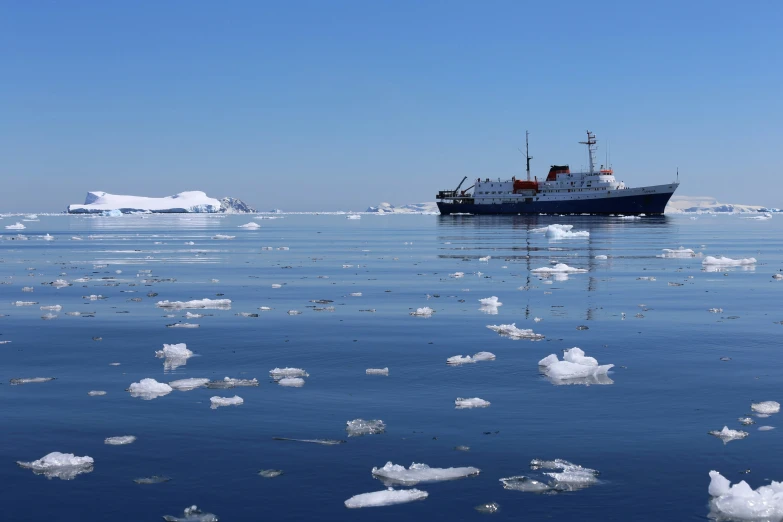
<box><xmin>1</xmin><ymin>213</ymin><xmax>781</xmax><ymax>521</ymax></box>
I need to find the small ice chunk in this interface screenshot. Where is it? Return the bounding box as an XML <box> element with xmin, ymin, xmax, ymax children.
<box><xmin>345</xmin><ymin>488</ymin><xmax>428</xmax><ymax>509</ymax></box>
<box><xmin>17</xmin><ymin>452</ymin><xmax>94</xmax><ymax>480</ymax></box>
<box><xmin>486</xmin><ymin>323</ymin><xmax>544</xmax><ymax>340</ymax></box>
<box><xmin>659</xmin><ymin>247</ymin><xmax>696</xmax><ymax>258</ymax></box>
<box><xmin>40</xmin><ymin>305</ymin><xmax>62</xmax><ymax>311</ymax></box>
<box><xmin>708</xmin><ymin>426</ymin><xmax>749</xmax><ymax>443</ymax></box>
<box><xmin>479</xmin><ymin>296</ymin><xmax>502</xmax><ymax>309</ymax></box>
<box><xmin>41</xmin><ymin>313</ymin><xmax>58</xmax><ymax>320</ymax></box>
<box><xmin>542</xmin><ymin>224</ymin><xmax>589</xmax><ymax>239</ymax></box>
<box><xmin>155</xmin><ymin>343</ymin><xmax>193</xmax><ymax>371</ymax></box>
<box><xmin>738</xmin><ymin>417</ymin><xmax>755</xmax><ymax>426</ymax></box>
<box><xmin>13</xmin><ymin>301</ymin><xmax>38</xmax><ymax>306</ymax></box>
<box><xmin>10</xmin><ymin>377</ymin><xmax>55</xmax><ymax>385</ymax></box>
<box><xmin>450</xmin><ymin>272</ymin><xmax>465</xmax><ymax>278</ymax></box>
<box><xmin>500</xmin><ymin>476</ymin><xmax>552</xmax><ymax>493</ymax></box>
<box><xmin>366</xmin><ymin>367</ymin><xmax>389</xmax><ymax>375</ymax></box>
<box><xmin>166</xmin><ymin>323</ymin><xmax>199</xmax><ymax>328</ymax></box>
<box><xmin>708</xmin><ymin>308</ymin><xmax>723</xmax><ymax>313</ymax></box>
<box><xmin>773</xmin><ymin>273</ymin><xmax>783</xmax><ymax>280</ymax></box>
<box><xmin>185</xmin><ymin>312</ymin><xmax>204</xmax><ymax>318</ymax></box>
<box><xmin>371</xmin><ymin>462</ymin><xmax>480</xmax><ymax>485</ymax></box>
<box><xmin>88</xmin><ymin>390</ymin><xmax>106</xmax><ymax>396</ymax></box>
<box><xmin>410</xmin><ymin>307</ymin><xmax>434</xmax><ymax>317</ymax></box>
<box><xmin>5</xmin><ymin>222</ymin><xmax>26</xmax><ymax>230</ymax></box>
<box><xmin>532</xmin><ymin>263</ymin><xmax>587</xmax><ymax>274</ymax></box>
<box><xmin>478</xmin><ymin>256</ymin><xmax>491</xmax><ymax>262</ymax></box>
<box><xmin>105</xmin><ymin>435</ymin><xmax>136</xmax><ymax>445</ymax></box>
<box><xmin>455</xmin><ymin>397</ymin><xmax>490</xmax><ymax>409</ymax></box>
<box><xmin>258</xmin><ymin>306</ymin><xmax>273</xmax><ymax>311</ymax></box>
<box><xmin>156</xmin><ymin>298</ymin><xmax>231</xmax><ymax>309</ymax></box>
<box><xmin>447</xmin><ymin>352</ymin><xmax>495</xmax><ymax>365</ymax></box>
<box><xmin>134</xmin><ymin>475</ymin><xmax>171</xmax><ymax>484</ymax></box>
<box><xmin>206</xmin><ymin>377</ymin><xmax>258</xmax><ymax>388</ymax></box>
<box><xmin>238</xmin><ymin>222</ymin><xmax>261</xmax><ymax>229</ymax></box>
<box><xmin>278</xmin><ymin>377</ymin><xmax>305</xmax><ymax>387</ymax></box>
<box><xmin>708</xmin><ymin>470</ymin><xmax>783</xmax><ymax>521</ymax></box>
<box><xmin>272</xmin><ymin>284</ymin><xmax>282</xmax><ymax>288</ymax></box>
<box><xmin>702</xmin><ymin>256</ymin><xmax>757</xmax><ymax>266</ymax></box>
<box><xmin>128</xmin><ymin>378</ymin><xmax>172</xmax><ymax>400</ymax></box>
<box><xmin>258</xmin><ymin>469</ymin><xmax>283</xmax><ymax>478</ymax></box>
<box><xmin>269</xmin><ymin>367</ymin><xmax>309</xmax><ymax>380</ymax></box>
<box><xmin>22</xmin><ymin>286</ymin><xmax>34</xmax><ymax>292</ymax></box>
<box><xmin>752</xmin><ymin>401</ymin><xmax>780</xmax><ymax>414</ymax></box>
<box><xmin>163</xmin><ymin>505</ymin><xmax>218</xmax><ymax>522</ymax></box>
<box><xmin>169</xmin><ymin>378</ymin><xmax>210</xmax><ymax>391</ymax></box>
<box><xmin>759</xmin><ymin>426</ymin><xmax>775</xmax><ymax>431</ymax></box>
<box><xmin>594</xmin><ymin>255</ymin><xmax>608</xmax><ymax>260</ymax></box>
<box><xmin>346</xmin><ymin>214</ymin><xmax>361</xmax><ymax>220</ymax></box>
<box><xmin>346</xmin><ymin>419</ymin><xmax>386</xmax><ymax>436</ymax></box>
<box><xmin>210</xmin><ymin>395</ymin><xmax>243</xmax><ymax>409</ymax></box>
<box><xmin>538</xmin><ymin>348</ymin><xmax>614</xmax><ymax>384</ymax></box>
<box><xmin>212</xmin><ymin>234</ymin><xmax>235</xmax><ymax>240</ymax></box>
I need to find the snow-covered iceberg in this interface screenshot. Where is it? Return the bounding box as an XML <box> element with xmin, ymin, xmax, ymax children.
<box><xmin>345</xmin><ymin>488</ymin><xmax>428</xmax><ymax>508</ymax></box>
<box><xmin>210</xmin><ymin>395</ymin><xmax>243</xmax><ymax>409</ymax></box>
<box><xmin>708</xmin><ymin>426</ymin><xmax>749</xmax><ymax>444</ymax></box>
<box><xmin>486</xmin><ymin>323</ymin><xmax>544</xmax><ymax>340</ymax></box>
<box><xmin>447</xmin><ymin>352</ymin><xmax>496</xmax><ymax>365</ymax></box>
<box><xmin>128</xmin><ymin>378</ymin><xmax>172</xmax><ymax>400</ymax></box>
<box><xmin>702</xmin><ymin>256</ymin><xmax>757</xmax><ymax>267</ymax></box>
<box><xmin>371</xmin><ymin>462</ymin><xmax>480</xmax><ymax>485</ymax></box>
<box><xmin>708</xmin><ymin>470</ymin><xmax>783</xmax><ymax>521</ymax></box>
<box><xmin>155</xmin><ymin>343</ymin><xmax>193</xmax><ymax>371</ymax></box>
<box><xmin>17</xmin><ymin>452</ymin><xmax>94</xmax><ymax>480</ymax></box>
<box><xmin>68</xmin><ymin>191</ymin><xmax>255</xmax><ymax>214</ymax></box>
<box><xmin>538</xmin><ymin>348</ymin><xmax>614</xmax><ymax>385</ymax></box>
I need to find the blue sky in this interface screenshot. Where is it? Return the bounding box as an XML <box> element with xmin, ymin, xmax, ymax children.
<box><xmin>1</xmin><ymin>1</ymin><xmax>781</xmax><ymax>211</ymax></box>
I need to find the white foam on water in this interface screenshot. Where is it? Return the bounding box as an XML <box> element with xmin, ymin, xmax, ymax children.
<box><xmin>371</xmin><ymin>462</ymin><xmax>480</xmax><ymax>485</ymax></box>
<box><xmin>455</xmin><ymin>397</ymin><xmax>490</xmax><ymax>409</ymax></box>
<box><xmin>344</xmin><ymin>488</ymin><xmax>428</xmax><ymax>508</ymax></box>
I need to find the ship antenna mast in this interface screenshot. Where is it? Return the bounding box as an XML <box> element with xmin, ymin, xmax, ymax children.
<box><xmin>580</xmin><ymin>130</ymin><xmax>597</xmax><ymax>174</ymax></box>
<box><xmin>525</xmin><ymin>130</ymin><xmax>532</xmax><ymax>181</ymax></box>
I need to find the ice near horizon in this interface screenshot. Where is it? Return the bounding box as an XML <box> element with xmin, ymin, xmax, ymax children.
<box><xmin>344</xmin><ymin>487</ymin><xmax>429</xmax><ymax>508</ymax></box>
<box><xmin>708</xmin><ymin>470</ymin><xmax>783</xmax><ymax>520</ymax></box>
<box><xmin>371</xmin><ymin>462</ymin><xmax>480</xmax><ymax>485</ymax></box>
<box><xmin>67</xmin><ymin>191</ymin><xmax>256</xmax><ymax>214</ymax></box>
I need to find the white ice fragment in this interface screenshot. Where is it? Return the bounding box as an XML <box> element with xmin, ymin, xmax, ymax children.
<box><xmin>258</xmin><ymin>306</ymin><xmax>273</xmax><ymax>311</ymax></box>
<box><xmin>88</xmin><ymin>390</ymin><xmax>106</xmax><ymax>396</ymax></box>
<box><xmin>210</xmin><ymin>395</ymin><xmax>243</xmax><ymax>409</ymax></box>
<box><xmin>479</xmin><ymin>296</ymin><xmax>502</xmax><ymax>306</ymax></box>
<box><xmin>350</xmin><ymin>292</ymin><xmax>362</xmax><ymax>296</ymax></box>
<box><xmin>206</xmin><ymin>377</ymin><xmax>258</xmax><ymax>388</ymax></box>
<box><xmin>455</xmin><ymin>397</ymin><xmax>490</xmax><ymax>409</ymax></box>
<box><xmin>278</xmin><ymin>377</ymin><xmax>305</xmax><ymax>387</ymax></box>
<box><xmin>538</xmin><ymin>348</ymin><xmax>614</xmax><ymax>384</ymax></box>
<box><xmin>269</xmin><ymin>367</ymin><xmax>309</xmax><ymax>380</ymax></box>
<box><xmin>40</xmin><ymin>305</ymin><xmax>62</xmax><ymax>311</ymax></box>
<box><xmin>709</xmin><ymin>426</ymin><xmax>749</xmax><ymax>443</ymax></box>
<box><xmin>751</xmin><ymin>401</ymin><xmax>780</xmax><ymax>414</ymax></box>
<box><xmin>212</xmin><ymin>234</ymin><xmax>235</xmax><ymax>240</ymax></box>
<box><xmin>532</xmin><ymin>263</ymin><xmax>587</xmax><ymax>274</ymax></box>
<box><xmin>708</xmin><ymin>308</ymin><xmax>723</xmax><ymax>313</ymax></box>
<box><xmin>447</xmin><ymin>352</ymin><xmax>495</xmax><ymax>365</ymax></box>
<box><xmin>478</xmin><ymin>256</ymin><xmax>491</xmax><ymax>262</ymax></box>
<box><xmin>17</xmin><ymin>452</ymin><xmax>94</xmax><ymax>480</ymax></box>
<box><xmin>346</xmin><ymin>214</ymin><xmax>361</xmax><ymax>220</ymax></box>
<box><xmin>169</xmin><ymin>378</ymin><xmax>210</xmax><ymax>391</ymax></box>
<box><xmin>271</xmin><ymin>284</ymin><xmax>282</xmax><ymax>288</ymax></box>
<box><xmin>238</xmin><ymin>222</ymin><xmax>261</xmax><ymax>229</ymax></box>
<box><xmin>702</xmin><ymin>256</ymin><xmax>757</xmax><ymax>266</ymax></box>
<box><xmin>659</xmin><ymin>247</ymin><xmax>696</xmax><ymax>258</ymax></box>
<box><xmin>773</xmin><ymin>274</ymin><xmax>783</xmax><ymax>280</ymax></box>
<box><xmin>156</xmin><ymin>298</ymin><xmax>231</xmax><ymax>309</ymax></box>
<box><xmin>104</xmin><ymin>435</ymin><xmax>136</xmax><ymax>445</ymax></box>
<box><xmin>486</xmin><ymin>323</ymin><xmax>544</xmax><ymax>340</ymax></box>
<box><xmin>410</xmin><ymin>307</ymin><xmax>434</xmax><ymax>317</ymax></box>
<box><xmin>128</xmin><ymin>378</ymin><xmax>172</xmax><ymax>400</ymax></box>
<box><xmin>163</xmin><ymin>505</ymin><xmax>218</xmax><ymax>522</ymax></box>
<box><xmin>346</xmin><ymin>419</ymin><xmax>386</xmax><ymax>436</ymax></box>
<box><xmin>759</xmin><ymin>426</ymin><xmax>776</xmax><ymax>431</ymax></box>
<box><xmin>366</xmin><ymin>367</ymin><xmax>389</xmax><ymax>375</ymax></box>
<box><xmin>41</xmin><ymin>313</ymin><xmax>58</xmax><ymax>320</ymax></box>
<box><xmin>450</xmin><ymin>272</ymin><xmax>465</xmax><ymax>278</ymax></box>
<box><xmin>5</xmin><ymin>222</ymin><xmax>26</xmax><ymax>230</ymax></box>
<box><xmin>13</xmin><ymin>301</ymin><xmax>38</xmax><ymax>306</ymax></box>
<box><xmin>345</xmin><ymin>488</ymin><xmax>428</xmax><ymax>508</ymax></box>
<box><xmin>541</xmin><ymin>224</ymin><xmax>589</xmax><ymax>239</ymax></box>
<box><xmin>22</xmin><ymin>286</ymin><xmax>33</xmax><ymax>292</ymax></box>
<box><xmin>708</xmin><ymin>470</ymin><xmax>783</xmax><ymax>521</ymax></box>
<box><xmin>185</xmin><ymin>312</ymin><xmax>204</xmax><ymax>318</ymax></box>
<box><xmin>167</xmin><ymin>322</ymin><xmax>199</xmax><ymax>328</ymax></box>
<box><xmin>371</xmin><ymin>462</ymin><xmax>480</xmax><ymax>485</ymax></box>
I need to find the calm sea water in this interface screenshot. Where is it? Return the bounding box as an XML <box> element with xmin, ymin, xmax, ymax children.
<box><xmin>1</xmin><ymin>213</ymin><xmax>781</xmax><ymax>521</ymax></box>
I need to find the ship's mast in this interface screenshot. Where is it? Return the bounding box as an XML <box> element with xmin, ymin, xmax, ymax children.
<box><xmin>525</xmin><ymin>130</ymin><xmax>532</xmax><ymax>181</ymax></box>
<box><xmin>579</xmin><ymin>130</ymin><xmax>597</xmax><ymax>174</ymax></box>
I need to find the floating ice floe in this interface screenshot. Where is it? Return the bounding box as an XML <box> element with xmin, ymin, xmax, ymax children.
<box><xmin>210</xmin><ymin>395</ymin><xmax>243</xmax><ymax>409</ymax></box>
<box><xmin>366</xmin><ymin>367</ymin><xmax>389</xmax><ymax>375</ymax></box>
<box><xmin>350</xmin><ymin>292</ymin><xmax>362</xmax><ymax>297</ymax></box>
<box><xmin>455</xmin><ymin>397</ymin><xmax>490</xmax><ymax>409</ymax></box>
<box><xmin>238</xmin><ymin>222</ymin><xmax>261</xmax><ymax>229</ymax></box>
<box><xmin>287</xmin><ymin>310</ymin><xmax>301</xmax><ymax>315</ymax></box>
<box><xmin>17</xmin><ymin>452</ymin><xmax>94</xmax><ymax>480</ymax></box>
<box><xmin>702</xmin><ymin>256</ymin><xmax>757</xmax><ymax>267</ymax></box>
<box><xmin>270</xmin><ymin>367</ymin><xmax>309</xmax><ymax>380</ymax></box>
<box><xmin>278</xmin><ymin>377</ymin><xmax>305</xmax><ymax>387</ymax></box>
<box><xmin>5</xmin><ymin>222</ymin><xmax>25</xmax><ymax>230</ymax></box>
<box><xmin>658</xmin><ymin>247</ymin><xmax>696</xmax><ymax>258</ymax></box>
<box><xmin>169</xmin><ymin>378</ymin><xmax>210</xmax><ymax>391</ymax></box>
<box><xmin>13</xmin><ymin>301</ymin><xmax>38</xmax><ymax>306</ymax></box>
<box><xmin>185</xmin><ymin>312</ymin><xmax>204</xmax><ymax>318</ymax></box>
<box><xmin>751</xmin><ymin>401</ymin><xmax>780</xmax><ymax>414</ymax></box>
<box><xmin>212</xmin><ymin>234</ymin><xmax>235</xmax><ymax>240</ymax></box>
<box><xmin>346</xmin><ymin>214</ymin><xmax>361</xmax><ymax>220</ymax></box>
<box><xmin>128</xmin><ymin>378</ymin><xmax>173</xmax><ymax>400</ymax></box>
<box><xmin>486</xmin><ymin>323</ymin><xmax>544</xmax><ymax>340</ymax></box>
<box><xmin>538</xmin><ymin>348</ymin><xmax>614</xmax><ymax>385</ymax></box>
<box><xmin>594</xmin><ymin>255</ymin><xmax>608</xmax><ymax>260</ymax></box>
<box><xmin>105</xmin><ymin>435</ymin><xmax>136</xmax><ymax>445</ymax></box>
<box><xmin>206</xmin><ymin>377</ymin><xmax>258</xmax><ymax>388</ymax></box>
<box><xmin>371</xmin><ymin>462</ymin><xmax>480</xmax><ymax>486</ymax></box>
<box><xmin>447</xmin><ymin>352</ymin><xmax>496</xmax><ymax>365</ymax></box>
<box><xmin>478</xmin><ymin>296</ymin><xmax>502</xmax><ymax>314</ymax></box>
<box><xmin>532</xmin><ymin>263</ymin><xmax>587</xmax><ymax>274</ymax></box>
<box><xmin>618</xmin><ymin>215</ymin><xmax>641</xmax><ymax>220</ymax></box>
<box><xmin>163</xmin><ymin>505</ymin><xmax>218</xmax><ymax>522</ymax></box>
<box><xmin>88</xmin><ymin>390</ymin><xmax>106</xmax><ymax>396</ymax></box>
<box><xmin>41</xmin><ymin>313</ymin><xmax>58</xmax><ymax>320</ymax></box>
<box><xmin>155</xmin><ymin>343</ymin><xmax>193</xmax><ymax>371</ymax></box>
<box><xmin>258</xmin><ymin>469</ymin><xmax>283</xmax><ymax>478</ymax></box>
<box><xmin>708</xmin><ymin>308</ymin><xmax>723</xmax><ymax>313</ymax></box>
<box><xmin>167</xmin><ymin>323</ymin><xmax>200</xmax><ymax>328</ymax></box>
<box><xmin>345</xmin><ymin>488</ymin><xmax>428</xmax><ymax>509</ymax></box>
<box><xmin>741</xmin><ymin>213</ymin><xmax>773</xmax><ymax>220</ymax></box>
<box><xmin>501</xmin><ymin>459</ymin><xmax>599</xmax><ymax>493</ymax></box>
<box><xmin>156</xmin><ymin>298</ymin><xmax>231</xmax><ymax>309</ymax></box>
<box><xmin>537</xmin><ymin>224</ymin><xmax>590</xmax><ymax>239</ymax></box>
<box><xmin>410</xmin><ymin>307</ymin><xmax>434</xmax><ymax>317</ymax></box>
<box><xmin>773</xmin><ymin>274</ymin><xmax>783</xmax><ymax>280</ymax></box>
<box><xmin>478</xmin><ymin>256</ymin><xmax>491</xmax><ymax>262</ymax></box>
<box><xmin>41</xmin><ymin>304</ymin><xmax>64</xmax><ymax>311</ymax></box>
<box><xmin>21</xmin><ymin>286</ymin><xmax>33</xmax><ymax>292</ymax></box>
<box><xmin>759</xmin><ymin>426</ymin><xmax>776</xmax><ymax>431</ymax></box>
<box><xmin>134</xmin><ymin>475</ymin><xmax>171</xmax><ymax>484</ymax></box>
<box><xmin>346</xmin><ymin>419</ymin><xmax>386</xmax><ymax>436</ymax></box>
<box><xmin>450</xmin><ymin>272</ymin><xmax>465</xmax><ymax>278</ymax></box>
<box><xmin>708</xmin><ymin>470</ymin><xmax>783</xmax><ymax>521</ymax></box>
<box><xmin>708</xmin><ymin>426</ymin><xmax>749</xmax><ymax>444</ymax></box>
<box><xmin>10</xmin><ymin>377</ymin><xmax>55</xmax><ymax>385</ymax></box>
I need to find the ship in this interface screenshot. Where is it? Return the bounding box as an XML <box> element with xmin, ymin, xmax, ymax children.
<box><xmin>436</xmin><ymin>131</ymin><xmax>678</xmax><ymax>215</ymax></box>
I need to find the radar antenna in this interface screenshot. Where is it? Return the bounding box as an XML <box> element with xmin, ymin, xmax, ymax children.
<box><xmin>525</xmin><ymin>130</ymin><xmax>532</xmax><ymax>181</ymax></box>
<box><xmin>579</xmin><ymin>130</ymin><xmax>597</xmax><ymax>175</ymax></box>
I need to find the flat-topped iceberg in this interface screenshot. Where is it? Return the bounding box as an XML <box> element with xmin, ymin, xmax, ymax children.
<box><xmin>751</xmin><ymin>401</ymin><xmax>780</xmax><ymax>414</ymax></box>
<box><xmin>169</xmin><ymin>378</ymin><xmax>210</xmax><ymax>391</ymax></box>
<box><xmin>345</xmin><ymin>488</ymin><xmax>428</xmax><ymax>508</ymax></box>
<box><xmin>702</xmin><ymin>256</ymin><xmax>757</xmax><ymax>266</ymax></box>
<box><xmin>68</xmin><ymin>191</ymin><xmax>255</xmax><ymax>214</ymax></box>
<box><xmin>17</xmin><ymin>452</ymin><xmax>94</xmax><ymax>480</ymax></box>
<box><xmin>210</xmin><ymin>395</ymin><xmax>243</xmax><ymax>409</ymax></box>
<box><xmin>447</xmin><ymin>352</ymin><xmax>496</xmax><ymax>365</ymax></box>
<box><xmin>455</xmin><ymin>397</ymin><xmax>490</xmax><ymax>409</ymax></box>
<box><xmin>156</xmin><ymin>298</ymin><xmax>231</xmax><ymax>309</ymax></box>
<box><xmin>371</xmin><ymin>462</ymin><xmax>480</xmax><ymax>485</ymax></box>
<box><xmin>708</xmin><ymin>470</ymin><xmax>783</xmax><ymax>521</ymax></box>
<box><xmin>538</xmin><ymin>348</ymin><xmax>614</xmax><ymax>385</ymax></box>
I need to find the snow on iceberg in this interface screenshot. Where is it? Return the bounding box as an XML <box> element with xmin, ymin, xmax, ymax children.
<box><xmin>346</xmin><ymin>419</ymin><xmax>386</xmax><ymax>436</ymax></box>
<box><xmin>210</xmin><ymin>395</ymin><xmax>243</xmax><ymax>409</ymax></box>
<box><xmin>163</xmin><ymin>505</ymin><xmax>218</xmax><ymax>522</ymax></box>
<box><xmin>68</xmin><ymin>191</ymin><xmax>252</xmax><ymax>214</ymax></box>
<box><xmin>155</xmin><ymin>343</ymin><xmax>193</xmax><ymax>371</ymax></box>
<box><xmin>345</xmin><ymin>488</ymin><xmax>428</xmax><ymax>508</ymax></box>
<box><xmin>486</xmin><ymin>323</ymin><xmax>544</xmax><ymax>340</ymax></box>
<box><xmin>538</xmin><ymin>348</ymin><xmax>614</xmax><ymax>385</ymax></box>
<box><xmin>447</xmin><ymin>352</ymin><xmax>496</xmax><ymax>365</ymax></box>
<box><xmin>156</xmin><ymin>298</ymin><xmax>231</xmax><ymax>309</ymax></box>
<box><xmin>371</xmin><ymin>462</ymin><xmax>480</xmax><ymax>486</ymax></box>
<box><xmin>708</xmin><ymin>470</ymin><xmax>783</xmax><ymax>521</ymax></box>
<box><xmin>17</xmin><ymin>452</ymin><xmax>94</xmax><ymax>480</ymax></box>
<box><xmin>128</xmin><ymin>378</ymin><xmax>173</xmax><ymax>400</ymax></box>
<box><xmin>708</xmin><ymin>426</ymin><xmax>749</xmax><ymax>444</ymax></box>
<box><xmin>455</xmin><ymin>397</ymin><xmax>490</xmax><ymax>409</ymax></box>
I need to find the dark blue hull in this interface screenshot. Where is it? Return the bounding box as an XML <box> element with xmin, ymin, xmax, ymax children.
<box><xmin>437</xmin><ymin>189</ymin><xmax>676</xmax><ymax>215</ymax></box>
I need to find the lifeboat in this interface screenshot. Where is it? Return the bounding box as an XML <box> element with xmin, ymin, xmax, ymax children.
<box><xmin>513</xmin><ymin>179</ymin><xmax>539</xmax><ymax>193</ymax></box>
